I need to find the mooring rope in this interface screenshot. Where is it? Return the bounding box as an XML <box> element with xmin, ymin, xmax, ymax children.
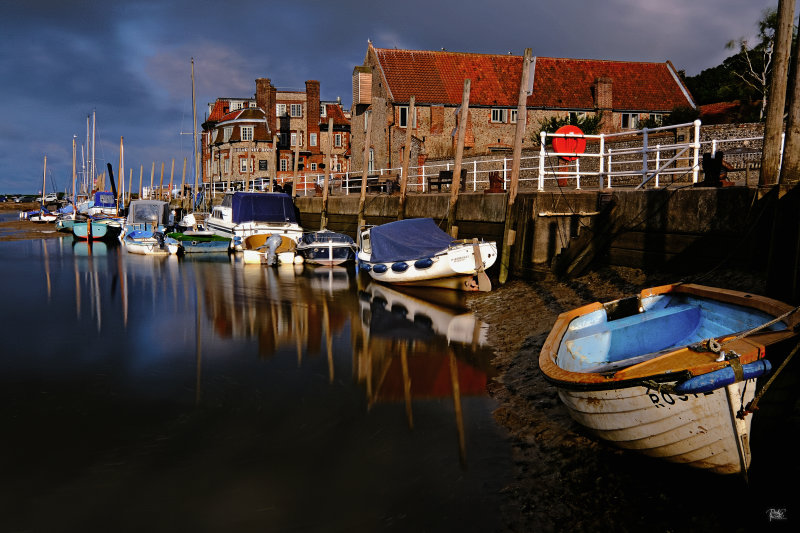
<box><xmin>738</xmin><ymin>338</ymin><xmax>800</xmax><ymax>419</ymax></box>
<box><xmin>719</xmin><ymin>305</ymin><xmax>800</xmax><ymax>349</ymax></box>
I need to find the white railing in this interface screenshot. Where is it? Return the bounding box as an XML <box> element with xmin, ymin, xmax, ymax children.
<box><xmin>194</xmin><ymin>120</ymin><xmax>776</xmax><ymax>196</ymax></box>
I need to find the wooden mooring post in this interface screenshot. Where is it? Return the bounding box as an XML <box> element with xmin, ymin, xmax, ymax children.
<box><xmin>447</xmin><ymin>80</ymin><xmax>470</xmax><ymax>237</ymax></box>
<box><xmin>499</xmin><ymin>48</ymin><xmax>532</xmax><ymax>284</ymax></box>
<box><xmin>398</xmin><ymin>96</ymin><xmax>415</xmax><ymax>221</ymax></box>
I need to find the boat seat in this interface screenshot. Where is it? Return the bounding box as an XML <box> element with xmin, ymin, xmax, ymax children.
<box><xmin>561</xmin><ymin>304</ymin><xmax>701</xmax><ymax>373</ymax></box>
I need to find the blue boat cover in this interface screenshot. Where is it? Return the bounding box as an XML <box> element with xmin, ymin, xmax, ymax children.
<box><xmin>369</xmin><ymin>218</ymin><xmax>454</xmax><ymax>263</ymax></box>
<box><xmin>301</xmin><ymin>231</ymin><xmax>354</xmax><ymax>245</ymax></box>
<box><xmin>231</xmin><ymin>192</ymin><xmax>297</xmax><ymax>224</ymax></box>
<box><xmin>93</xmin><ymin>191</ymin><xmax>116</xmax><ymax>208</ymax></box>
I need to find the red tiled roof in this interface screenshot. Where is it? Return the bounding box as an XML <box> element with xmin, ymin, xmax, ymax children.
<box><xmin>373</xmin><ymin>48</ymin><xmax>694</xmax><ymax>112</ymax></box>
<box><xmin>321</xmin><ymin>104</ymin><xmax>348</xmax><ymax>127</ymax></box>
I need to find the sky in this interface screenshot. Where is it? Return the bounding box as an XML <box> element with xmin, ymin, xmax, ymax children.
<box><xmin>0</xmin><ymin>0</ymin><xmax>788</xmax><ymax>194</ymax></box>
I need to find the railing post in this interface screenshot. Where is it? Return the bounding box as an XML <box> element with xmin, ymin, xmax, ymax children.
<box><xmin>575</xmin><ymin>158</ymin><xmax>581</xmax><ymax>190</ymax></box>
<box><xmin>692</xmin><ymin>119</ymin><xmax>701</xmax><ymax>183</ymax></box>
<box><xmin>473</xmin><ymin>160</ymin><xmax>477</xmax><ymax>191</ymax></box>
<box><xmin>538</xmin><ymin>131</ymin><xmax>546</xmax><ymax>190</ymax></box>
<box><xmin>641</xmin><ymin>127</ymin><xmax>649</xmax><ymax>186</ymax></box>
<box><xmin>711</xmin><ymin>139</ymin><xmax>717</xmax><ymax>157</ymax></box>
<box><xmin>655</xmin><ymin>145</ymin><xmax>661</xmax><ymax>188</ymax></box>
<box><xmin>599</xmin><ymin>134</ymin><xmax>605</xmax><ymax>189</ymax></box>
<box><xmin>503</xmin><ymin>157</ymin><xmax>508</xmax><ymax>190</ymax></box>
<box><xmin>607</xmin><ymin>148</ymin><xmax>613</xmax><ymax>189</ymax></box>
<box><xmin>422</xmin><ymin>165</ymin><xmax>426</xmax><ymax>193</ymax></box>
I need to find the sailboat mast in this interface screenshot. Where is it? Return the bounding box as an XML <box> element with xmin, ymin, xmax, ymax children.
<box><xmin>92</xmin><ymin>110</ymin><xmax>96</xmax><ymax>189</ymax></box>
<box><xmin>41</xmin><ymin>156</ymin><xmax>47</xmax><ymax>210</ymax></box>
<box><xmin>72</xmin><ymin>136</ymin><xmax>77</xmax><ymax>209</ymax></box>
<box><xmin>192</xmin><ymin>58</ymin><xmax>199</xmax><ymax>201</ymax></box>
<box><xmin>86</xmin><ymin>115</ymin><xmax>91</xmax><ymax>192</ymax></box>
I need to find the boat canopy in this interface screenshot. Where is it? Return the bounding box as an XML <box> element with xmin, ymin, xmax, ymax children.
<box><xmin>370</xmin><ymin>218</ymin><xmax>454</xmax><ymax>262</ymax></box>
<box><xmin>126</xmin><ymin>200</ymin><xmax>170</xmax><ymax>225</ymax></box>
<box><xmin>92</xmin><ymin>191</ymin><xmax>116</xmax><ymax>208</ymax></box>
<box><xmin>301</xmin><ymin>231</ymin><xmax>354</xmax><ymax>245</ymax></box>
<box><xmin>230</xmin><ymin>192</ymin><xmax>297</xmax><ymax>224</ymax></box>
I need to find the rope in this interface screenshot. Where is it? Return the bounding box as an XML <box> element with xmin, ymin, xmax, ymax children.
<box><xmin>719</xmin><ymin>305</ymin><xmax>800</xmax><ymax>349</ymax></box>
<box><xmin>738</xmin><ymin>338</ymin><xmax>800</xmax><ymax>418</ymax></box>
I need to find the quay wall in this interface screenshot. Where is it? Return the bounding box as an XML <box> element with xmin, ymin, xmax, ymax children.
<box><xmin>294</xmin><ymin>186</ymin><xmax>764</xmax><ymax>278</ymax></box>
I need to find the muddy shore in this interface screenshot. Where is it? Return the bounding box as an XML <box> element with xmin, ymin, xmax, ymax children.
<box><xmin>3</xmin><ymin>202</ymin><xmax>796</xmax><ymax>532</ymax></box>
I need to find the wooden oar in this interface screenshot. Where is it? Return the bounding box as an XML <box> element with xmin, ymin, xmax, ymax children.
<box><xmin>472</xmin><ymin>238</ymin><xmax>492</xmax><ymax>292</ymax></box>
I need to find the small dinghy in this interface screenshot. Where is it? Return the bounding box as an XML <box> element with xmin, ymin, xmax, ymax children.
<box><xmin>539</xmin><ymin>283</ymin><xmax>800</xmax><ymax>475</ymax></box>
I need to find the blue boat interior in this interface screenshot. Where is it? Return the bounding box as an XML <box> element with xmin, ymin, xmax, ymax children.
<box><xmin>556</xmin><ymin>293</ymin><xmax>787</xmax><ymax>373</ymax></box>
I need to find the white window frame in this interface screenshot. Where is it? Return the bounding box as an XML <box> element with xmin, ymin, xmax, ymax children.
<box><xmin>231</xmin><ymin>101</ymin><xmax>243</xmax><ymax>111</ymax></box>
<box><xmin>621</xmin><ymin>113</ymin><xmax>640</xmax><ymax>130</ymax></box>
<box><xmin>336</xmin><ymin>162</ymin><xmax>342</xmax><ymax>172</ymax></box>
<box><xmin>310</xmin><ymin>133</ymin><xmax>317</xmax><ymax>147</ymax></box>
<box><xmin>320</xmin><ymin>105</ymin><xmax>327</xmax><ymax>118</ymax></box>
<box><xmin>240</xmin><ymin>158</ymin><xmax>250</xmax><ymax>173</ymax></box>
<box><xmin>368</xmin><ymin>148</ymin><xmax>374</xmax><ymax>172</ymax></box>
<box><xmin>649</xmin><ymin>113</ymin><xmax>663</xmax><ymax>126</ymax></box>
<box><xmin>290</xmin><ymin>103</ymin><xmax>302</xmax><ymax>117</ymax></box>
<box><xmin>280</xmin><ymin>159</ymin><xmax>288</xmax><ymax>172</ymax></box>
<box><xmin>241</xmin><ymin>126</ymin><xmax>253</xmax><ymax>141</ymax></box>
<box><xmin>510</xmin><ymin>109</ymin><xmax>518</xmax><ymax>124</ymax></box>
<box><xmin>310</xmin><ymin>163</ymin><xmax>317</xmax><ymax>171</ymax></box>
<box><xmin>491</xmin><ymin>108</ymin><xmax>508</xmax><ymax>123</ymax></box>
<box><xmin>277</xmin><ymin>103</ymin><xmax>287</xmax><ymax>117</ymax></box>
<box><xmin>224</xmin><ymin>158</ymin><xmax>230</xmax><ymax>173</ymax></box>
<box><xmin>398</xmin><ymin>106</ymin><xmax>417</xmax><ymax>128</ymax></box>
<box><xmin>334</xmin><ymin>133</ymin><xmax>342</xmax><ymax>147</ymax></box>
<box><xmin>223</xmin><ymin>127</ymin><xmax>233</xmax><ymax>142</ymax></box>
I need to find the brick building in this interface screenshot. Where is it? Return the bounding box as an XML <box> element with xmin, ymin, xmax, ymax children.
<box><xmin>202</xmin><ymin>78</ymin><xmax>350</xmax><ymax>191</ymax></box>
<box><xmin>351</xmin><ymin>42</ymin><xmax>695</xmax><ymax>173</ymax></box>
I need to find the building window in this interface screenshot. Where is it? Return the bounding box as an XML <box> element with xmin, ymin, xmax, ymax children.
<box><xmin>334</xmin><ymin>133</ymin><xmax>342</xmax><ymax>147</ymax></box>
<box><xmin>310</xmin><ymin>163</ymin><xmax>317</xmax><ymax>171</ymax></box>
<box><xmin>621</xmin><ymin>113</ymin><xmax>640</xmax><ymax>129</ymax></box>
<box><xmin>510</xmin><ymin>109</ymin><xmax>518</xmax><ymax>124</ymax></box>
<box><xmin>290</xmin><ymin>104</ymin><xmax>302</xmax><ymax>117</ymax></box>
<box><xmin>223</xmin><ymin>127</ymin><xmax>233</xmax><ymax>142</ymax></box>
<box><xmin>291</xmin><ymin>132</ymin><xmax>304</xmax><ymax>146</ymax></box>
<box><xmin>231</xmin><ymin>101</ymin><xmax>243</xmax><ymax>111</ymax></box>
<box><xmin>224</xmin><ymin>158</ymin><xmax>230</xmax><ymax>173</ymax></box>
<box><xmin>280</xmin><ymin>132</ymin><xmax>288</xmax><ymax>146</ymax></box>
<box><xmin>310</xmin><ymin>133</ymin><xmax>317</xmax><ymax>147</ymax></box>
<box><xmin>240</xmin><ymin>159</ymin><xmax>251</xmax><ymax>173</ymax></box>
<box><xmin>320</xmin><ymin>105</ymin><xmax>327</xmax><ymax>118</ymax></box>
<box><xmin>368</xmin><ymin>148</ymin><xmax>374</xmax><ymax>172</ymax></box>
<box><xmin>398</xmin><ymin>106</ymin><xmax>417</xmax><ymax>128</ymax></box>
<box><xmin>649</xmin><ymin>113</ymin><xmax>664</xmax><ymax>126</ymax></box>
<box><xmin>491</xmin><ymin>108</ymin><xmax>508</xmax><ymax>123</ymax></box>
<box><xmin>336</xmin><ymin>162</ymin><xmax>342</xmax><ymax>172</ymax></box>
<box><xmin>241</xmin><ymin>126</ymin><xmax>253</xmax><ymax>141</ymax></box>
<box><xmin>569</xmin><ymin>111</ymin><xmax>587</xmax><ymax>124</ymax></box>
<box><xmin>248</xmin><ymin>101</ymin><xmax>257</xmax><ymax>108</ymax></box>
<box><xmin>277</xmin><ymin>104</ymin><xmax>287</xmax><ymax>116</ymax></box>
<box><xmin>280</xmin><ymin>159</ymin><xmax>288</xmax><ymax>172</ymax></box>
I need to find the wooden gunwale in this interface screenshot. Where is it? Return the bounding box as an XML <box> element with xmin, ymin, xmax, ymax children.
<box><xmin>539</xmin><ymin>283</ymin><xmax>799</xmax><ymax>391</ymax></box>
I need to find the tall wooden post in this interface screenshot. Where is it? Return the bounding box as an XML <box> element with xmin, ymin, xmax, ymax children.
<box><xmin>168</xmin><ymin>159</ymin><xmax>175</xmax><ymax>201</ymax></box>
<box><xmin>499</xmin><ymin>48</ymin><xmax>533</xmax><ymax>284</ymax></box>
<box><xmin>447</xmin><ymin>80</ymin><xmax>471</xmax><ymax>237</ymax></box>
<box><xmin>780</xmin><ymin>18</ymin><xmax>800</xmax><ymax>188</ymax></box>
<box><xmin>760</xmin><ymin>0</ymin><xmax>795</xmax><ymax>186</ymax></box>
<box><xmin>138</xmin><ymin>164</ymin><xmax>143</xmax><ymax>200</ymax></box>
<box><xmin>398</xmin><ymin>96</ymin><xmax>415</xmax><ymax>221</ymax></box>
<box><xmin>127</xmin><ymin>168</ymin><xmax>132</xmax><ymax>209</ymax></box>
<box><xmin>149</xmin><ymin>162</ymin><xmax>155</xmax><ymax>199</ymax></box>
<box><xmin>358</xmin><ymin>112</ymin><xmax>373</xmax><ymax>229</ymax></box>
<box><xmin>180</xmin><ymin>157</ymin><xmax>187</xmax><ymax>201</ymax></box>
<box><xmin>159</xmin><ymin>162</ymin><xmax>165</xmax><ymax>200</ymax></box>
<box><xmin>118</xmin><ymin>137</ymin><xmax>123</xmax><ymax>211</ymax></box>
<box><xmin>270</xmin><ymin>135</ymin><xmax>278</xmax><ymax>193</ymax></box>
<box><xmin>321</xmin><ymin>117</ymin><xmax>333</xmax><ymax>230</ymax></box>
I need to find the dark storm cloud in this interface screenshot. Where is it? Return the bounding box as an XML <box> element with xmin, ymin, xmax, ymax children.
<box><xmin>0</xmin><ymin>0</ymin><xmax>787</xmax><ymax>192</ymax></box>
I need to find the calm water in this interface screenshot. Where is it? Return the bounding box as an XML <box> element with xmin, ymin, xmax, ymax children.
<box><xmin>0</xmin><ymin>215</ymin><xmax>511</xmax><ymax>532</ymax></box>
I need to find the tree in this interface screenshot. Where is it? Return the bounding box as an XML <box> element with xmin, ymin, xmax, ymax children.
<box><xmin>725</xmin><ymin>7</ymin><xmax>780</xmax><ymax>120</ymax></box>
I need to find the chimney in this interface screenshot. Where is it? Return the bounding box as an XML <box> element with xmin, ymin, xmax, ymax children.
<box><xmin>593</xmin><ymin>77</ymin><xmax>614</xmax><ymax>132</ymax></box>
<box><xmin>256</xmin><ymin>78</ymin><xmax>275</xmax><ymax>137</ymax></box>
<box><xmin>306</xmin><ymin>80</ymin><xmax>321</xmax><ymax>151</ymax></box>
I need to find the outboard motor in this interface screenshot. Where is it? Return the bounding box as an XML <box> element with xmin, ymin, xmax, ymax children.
<box><xmin>264</xmin><ymin>234</ymin><xmax>283</xmax><ymax>266</ymax></box>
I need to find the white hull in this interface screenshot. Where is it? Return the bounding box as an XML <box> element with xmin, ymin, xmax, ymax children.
<box><xmin>557</xmin><ymin>380</ymin><xmax>755</xmax><ymax>474</ymax></box>
<box><xmin>206</xmin><ymin>218</ymin><xmax>303</xmax><ymax>251</ymax></box>
<box><xmin>358</xmin><ymin>241</ymin><xmax>497</xmax><ymax>288</ymax></box>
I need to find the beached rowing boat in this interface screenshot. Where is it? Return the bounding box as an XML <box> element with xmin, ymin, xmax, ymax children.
<box><xmin>539</xmin><ymin>283</ymin><xmax>799</xmax><ymax>475</ymax></box>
